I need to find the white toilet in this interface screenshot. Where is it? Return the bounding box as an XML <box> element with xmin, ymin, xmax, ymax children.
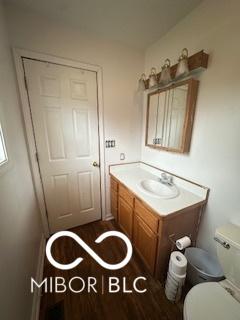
<box><xmin>184</xmin><ymin>223</ymin><xmax>240</xmax><ymax>320</ymax></box>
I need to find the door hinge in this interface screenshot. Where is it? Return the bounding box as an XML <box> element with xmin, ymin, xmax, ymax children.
<box><xmin>24</xmin><ymin>75</ymin><xmax>28</xmax><ymax>91</ymax></box>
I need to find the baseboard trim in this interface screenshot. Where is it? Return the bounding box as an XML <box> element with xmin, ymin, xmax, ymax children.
<box><xmin>31</xmin><ymin>234</ymin><xmax>46</xmax><ymax>320</ymax></box>
<box><xmin>104</xmin><ymin>214</ymin><xmax>114</xmax><ymax>221</ymax></box>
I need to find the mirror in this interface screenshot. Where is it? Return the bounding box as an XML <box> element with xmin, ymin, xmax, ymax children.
<box><xmin>146</xmin><ymin>78</ymin><xmax>199</xmax><ymax>153</ymax></box>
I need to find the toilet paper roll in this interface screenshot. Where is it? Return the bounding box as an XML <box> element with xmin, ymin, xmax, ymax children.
<box><xmin>176</xmin><ymin>236</ymin><xmax>191</xmax><ymax>250</ymax></box>
<box><xmin>169</xmin><ymin>251</ymin><xmax>187</xmax><ymax>276</ymax></box>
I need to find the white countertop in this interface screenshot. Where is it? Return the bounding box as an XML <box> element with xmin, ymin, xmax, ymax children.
<box><xmin>110</xmin><ymin>163</ymin><xmax>207</xmax><ymax>217</ymax></box>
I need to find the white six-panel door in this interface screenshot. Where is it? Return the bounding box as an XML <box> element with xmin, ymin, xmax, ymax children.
<box><xmin>23</xmin><ymin>58</ymin><xmax>101</xmax><ymax>233</ymax></box>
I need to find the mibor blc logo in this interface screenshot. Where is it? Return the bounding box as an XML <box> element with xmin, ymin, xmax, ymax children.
<box><xmin>46</xmin><ymin>230</ymin><xmax>132</xmax><ymax>270</ymax></box>
<box><xmin>31</xmin><ymin>231</ymin><xmax>147</xmax><ymax>294</ymax></box>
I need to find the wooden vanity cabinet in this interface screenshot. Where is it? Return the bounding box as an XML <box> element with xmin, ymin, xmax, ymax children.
<box><xmin>110</xmin><ymin>176</ymin><xmax>204</xmax><ymax>282</ymax></box>
<box><xmin>134</xmin><ymin>199</ymin><xmax>159</xmax><ymax>233</ymax></box>
<box><xmin>118</xmin><ymin>197</ymin><xmax>133</xmax><ymax>239</ymax></box>
<box><xmin>133</xmin><ymin>214</ymin><xmax>158</xmax><ymax>274</ymax></box>
<box><xmin>110</xmin><ymin>177</ymin><xmax>118</xmax><ymax>220</ymax></box>
<box><xmin>118</xmin><ymin>184</ymin><xmax>134</xmax><ymax>239</ymax></box>
<box><xmin>134</xmin><ymin>199</ymin><xmax>159</xmax><ymax>273</ymax></box>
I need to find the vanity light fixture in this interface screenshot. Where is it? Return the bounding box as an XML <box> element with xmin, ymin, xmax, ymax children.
<box><xmin>138</xmin><ymin>73</ymin><xmax>146</xmax><ymax>91</ymax></box>
<box><xmin>175</xmin><ymin>48</ymin><xmax>189</xmax><ymax>79</ymax></box>
<box><xmin>159</xmin><ymin>59</ymin><xmax>172</xmax><ymax>86</ymax></box>
<box><xmin>148</xmin><ymin>67</ymin><xmax>158</xmax><ymax>88</ymax></box>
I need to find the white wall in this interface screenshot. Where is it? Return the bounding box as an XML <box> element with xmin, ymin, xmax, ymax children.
<box><xmin>2</xmin><ymin>1</ymin><xmax>239</xmax><ymax>316</ymax></box>
<box><xmin>0</xmin><ymin>2</ymin><xmax>43</xmax><ymax>319</ymax></box>
<box><xmin>5</xmin><ymin>0</ymin><xmax>239</xmax><ymax>261</ymax></box>
<box><xmin>4</xmin><ymin>5</ymin><xmax>144</xmax><ymax>218</ymax></box>
<box><xmin>143</xmin><ymin>0</ymin><xmax>240</xmax><ymax>254</ymax></box>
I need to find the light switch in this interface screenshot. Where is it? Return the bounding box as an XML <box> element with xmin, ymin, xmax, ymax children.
<box><xmin>105</xmin><ymin>140</ymin><xmax>116</xmax><ymax>148</ymax></box>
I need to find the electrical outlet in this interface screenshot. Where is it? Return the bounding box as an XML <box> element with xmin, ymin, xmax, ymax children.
<box><xmin>120</xmin><ymin>153</ymin><xmax>125</xmax><ymax>160</ymax></box>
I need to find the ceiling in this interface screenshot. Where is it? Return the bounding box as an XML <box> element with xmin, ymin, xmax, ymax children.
<box><xmin>4</xmin><ymin>0</ymin><xmax>202</xmax><ymax>50</ymax></box>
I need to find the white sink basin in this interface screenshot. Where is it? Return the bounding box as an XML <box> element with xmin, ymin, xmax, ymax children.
<box><xmin>138</xmin><ymin>179</ymin><xmax>179</xmax><ymax>199</ymax></box>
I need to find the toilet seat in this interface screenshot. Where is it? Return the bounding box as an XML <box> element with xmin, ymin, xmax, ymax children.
<box><xmin>184</xmin><ymin>282</ymin><xmax>240</xmax><ymax>320</ymax></box>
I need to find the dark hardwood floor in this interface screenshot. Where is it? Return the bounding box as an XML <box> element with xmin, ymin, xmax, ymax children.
<box><xmin>39</xmin><ymin>220</ymin><xmax>183</xmax><ymax>320</ymax></box>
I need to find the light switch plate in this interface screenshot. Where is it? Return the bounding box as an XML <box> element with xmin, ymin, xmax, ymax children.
<box><xmin>105</xmin><ymin>140</ymin><xmax>116</xmax><ymax>148</ymax></box>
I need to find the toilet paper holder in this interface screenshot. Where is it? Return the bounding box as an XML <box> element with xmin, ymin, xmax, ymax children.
<box><xmin>169</xmin><ymin>233</ymin><xmax>192</xmax><ymax>247</ymax></box>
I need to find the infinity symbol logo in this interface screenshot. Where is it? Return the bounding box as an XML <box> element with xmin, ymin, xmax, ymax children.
<box><xmin>46</xmin><ymin>231</ymin><xmax>133</xmax><ymax>270</ymax></box>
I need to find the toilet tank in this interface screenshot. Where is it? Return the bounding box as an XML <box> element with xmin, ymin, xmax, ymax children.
<box><xmin>215</xmin><ymin>223</ymin><xmax>240</xmax><ymax>289</ymax></box>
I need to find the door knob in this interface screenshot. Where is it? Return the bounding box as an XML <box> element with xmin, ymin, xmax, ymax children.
<box><xmin>92</xmin><ymin>161</ymin><xmax>100</xmax><ymax>167</ymax></box>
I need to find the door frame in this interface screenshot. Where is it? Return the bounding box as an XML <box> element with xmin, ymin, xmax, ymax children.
<box><xmin>13</xmin><ymin>48</ymin><xmax>106</xmax><ymax>237</ymax></box>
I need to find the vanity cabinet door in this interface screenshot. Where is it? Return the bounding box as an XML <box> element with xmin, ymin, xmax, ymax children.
<box><xmin>111</xmin><ymin>177</ymin><xmax>118</xmax><ymax>220</ymax></box>
<box><xmin>111</xmin><ymin>190</ymin><xmax>118</xmax><ymax>220</ymax></box>
<box><xmin>118</xmin><ymin>197</ymin><xmax>133</xmax><ymax>239</ymax></box>
<box><xmin>119</xmin><ymin>184</ymin><xmax>134</xmax><ymax>207</ymax></box>
<box><xmin>135</xmin><ymin>199</ymin><xmax>159</xmax><ymax>233</ymax></box>
<box><xmin>110</xmin><ymin>177</ymin><xmax>118</xmax><ymax>220</ymax></box>
<box><xmin>133</xmin><ymin>215</ymin><xmax>158</xmax><ymax>274</ymax></box>
<box><xmin>111</xmin><ymin>177</ymin><xmax>118</xmax><ymax>192</ymax></box>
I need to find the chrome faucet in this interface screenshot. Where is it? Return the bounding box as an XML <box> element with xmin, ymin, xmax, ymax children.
<box><xmin>159</xmin><ymin>172</ymin><xmax>173</xmax><ymax>186</ymax></box>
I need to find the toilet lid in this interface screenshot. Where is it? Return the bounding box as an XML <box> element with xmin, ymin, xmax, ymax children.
<box><xmin>184</xmin><ymin>282</ymin><xmax>240</xmax><ymax>320</ymax></box>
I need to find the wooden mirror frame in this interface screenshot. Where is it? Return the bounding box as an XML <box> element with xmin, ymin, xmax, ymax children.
<box><xmin>145</xmin><ymin>78</ymin><xmax>199</xmax><ymax>153</ymax></box>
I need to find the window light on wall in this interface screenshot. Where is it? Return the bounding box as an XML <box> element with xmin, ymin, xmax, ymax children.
<box><xmin>0</xmin><ymin>123</ymin><xmax>8</xmax><ymax>166</ymax></box>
